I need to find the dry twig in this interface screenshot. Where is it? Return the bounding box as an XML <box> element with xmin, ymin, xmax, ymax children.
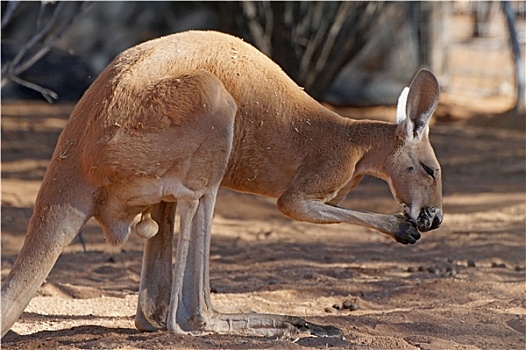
<box><xmin>1</xmin><ymin>1</ymin><xmax>93</xmax><ymax>102</ymax></box>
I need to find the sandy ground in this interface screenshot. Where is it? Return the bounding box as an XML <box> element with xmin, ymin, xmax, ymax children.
<box><xmin>1</xmin><ymin>98</ymin><xmax>525</xmax><ymax>349</ymax></box>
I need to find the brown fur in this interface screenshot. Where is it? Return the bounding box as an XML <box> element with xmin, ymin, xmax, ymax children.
<box><xmin>2</xmin><ymin>30</ymin><xmax>442</xmax><ymax>338</ymax></box>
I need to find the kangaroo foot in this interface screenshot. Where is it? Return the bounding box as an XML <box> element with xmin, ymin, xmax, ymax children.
<box><xmin>174</xmin><ymin>312</ymin><xmax>343</xmax><ymax>338</ymax></box>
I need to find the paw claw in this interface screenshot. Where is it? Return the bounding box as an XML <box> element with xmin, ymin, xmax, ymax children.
<box><xmin>288</xmin><ymin>318</ymin><xmax>343</xmax><ymax>338</ymax></box>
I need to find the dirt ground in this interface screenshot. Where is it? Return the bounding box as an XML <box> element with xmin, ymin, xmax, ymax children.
<box><xmin>1</xmin><ymin>96</ymin><xmax>525</xmax><ymax>350</ymax></box>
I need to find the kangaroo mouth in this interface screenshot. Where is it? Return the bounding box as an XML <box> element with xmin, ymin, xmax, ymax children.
<box><xmin>403</xmin><ymin>207</ymin><xmax>443</xmax><ymax>232</ymax></box>
<box><xmin>416</xmin><ymin>207</ymin><xmax>443</xmax><ymax>232</ymax></box>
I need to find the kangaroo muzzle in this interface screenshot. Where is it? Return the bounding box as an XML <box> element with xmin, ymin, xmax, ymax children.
<box><xmin>416</xmin><ymin>207</ymin><xmax>443</xmax><ymax>232</ymax></box>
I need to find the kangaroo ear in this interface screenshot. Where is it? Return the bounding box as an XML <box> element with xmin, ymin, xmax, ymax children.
<box><xmin>396</xmin><ymin>69</ymin><xmax>440</xmax><ymax>142</ymax></box>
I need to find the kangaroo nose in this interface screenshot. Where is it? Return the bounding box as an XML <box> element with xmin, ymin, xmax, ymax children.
<box><xmin>417</xmin><ymin>207</ymin><xmax>443</xmax><ymax>232</ymax></box>
<box><xmin>430</xmin><ymin>209</ymin><xmax>443</xmax><ymax>230</ymax></box>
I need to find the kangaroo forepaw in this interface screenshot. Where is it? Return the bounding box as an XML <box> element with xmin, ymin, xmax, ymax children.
<box><xmin>392</xmin><ymin>214</ymin><xmax>421</xmax><ymax>244</ymax></box>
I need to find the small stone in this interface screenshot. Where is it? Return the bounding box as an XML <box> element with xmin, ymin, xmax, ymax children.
<box><xmin>427</xmin><ymin>266</ymin><xmax>439</xmax><ymax>275</ymax></box>
<box><xmin>515</xmin><ymin>266</ymin><xmax>524</xmax><ymax>272</ymax></box>
<box><xmin>324</xmin><ymin>307</ymin><xmax>334</xmax><ymax>313</ymax></box>
<box><xmin>467</xmin><ymin>259</ymin><xmax>476</xmax><ymax>267</ymax></box>
<box><xmin>491</xmin><ymin>262</ymin><xmax>506</xmax><ymax>268</ymax></box>
<box><xmin>342</xmin><ymin>300</ymin><xmax>353</xmax><ymax>309</ymax></box>
<box><xmin>445</xmin><ymin>267</ymin><xmax>456</xmax><ymax>277</ymax></box>
<box><xmin>418</xmin><ymin>266</ymin><xmax>426</xmax><ymax>272</ymax></box>
<box><xmin>332</xmin><ymin>304</ymin><xmax>341</xmax><ymax>310</ymax></box>
<box><xmin>342</xmin><ymin>300</ymin><xmax>359</xmax><ymax>311</ymax></box>
<box><xmin>407</xmin><ymin>267</ymin><xmax>416</xmax><ymax>273</ymax></box>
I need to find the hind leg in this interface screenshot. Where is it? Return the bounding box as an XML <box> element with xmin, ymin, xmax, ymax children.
<box><xmin>167</xmin><ymin>188</ymin><xmax>342</xmax><ymax>337</ymax></box>
<box><xmin>135</xmin><ymin>201</ymin><xmax>176</xmax><ymax>331</ymax></box>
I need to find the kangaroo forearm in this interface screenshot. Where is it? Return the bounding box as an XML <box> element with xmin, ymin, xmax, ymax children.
<box><xmin>277</xmin><ymin>197</ymin><xmax>420</xmax><ymax>244</ymax></box>
<box><xmin>279</xmin><ymin>197</ymin><xmax>384</xmax><ymax>227</ymax></box>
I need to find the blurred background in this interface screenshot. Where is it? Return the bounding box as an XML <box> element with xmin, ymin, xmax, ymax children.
<box><xmin>1</xmin><ymin>1</ymin><xmax>525</xmax><ymax>118</ymax></box>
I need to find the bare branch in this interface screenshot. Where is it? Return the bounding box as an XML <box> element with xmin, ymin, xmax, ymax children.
<box><xmin>1</xmin><ymin>0</ymin><xmax>21</xmax><ymax>30</ymax></box>
<box><xmin>14</xmin><ymin>2</ymin><xmax>93</xmax><ymax>77</ymax></box>
<box><xmin>306</xmin><ymin>2</ymin><xmax>352</xmax><ymax>89</ymax></box>
<box><xmin>297</xmin><ymin>2</ymin><xmax>331</xmax><ymax>84</ymax></box>
<box><xmin>1</xmin><ymin>1</ymin><xmax>94</xmax><ymax>102</ymax></box>
<box><xmin>2</xmin><ymin>1</ymin><xmax>67</xmax><ymax>79</ymax></box>
<box><xmin>10</xmin><ymin>75</ymin><xmax>58</xmax><ymax>103</ymax></box>
<box><xmin>502</xmin><ymin>0</ymin><xmax>525</xmax><ymax>115</ymax></box>
<box><xmin>242</xmin><ymin>1</ymin><xmax>272</xmax><ymax>55</ymax></box>
<box><xmin>260</xmin><ymin>1</ymin><xmax>274</xmax><ymax>55</ymax></box>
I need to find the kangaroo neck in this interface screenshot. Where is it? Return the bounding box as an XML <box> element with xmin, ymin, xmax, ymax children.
<box><xmin>346</xmin><ymin>120</ymin><xmax>399</xmax><ymax>180</ymax></box>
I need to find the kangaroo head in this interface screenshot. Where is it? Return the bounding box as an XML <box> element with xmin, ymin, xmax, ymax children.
<box><xmin>387</xmin><ymin>69</ymin><xmax>443</xmax><ymax>232</ymax></box>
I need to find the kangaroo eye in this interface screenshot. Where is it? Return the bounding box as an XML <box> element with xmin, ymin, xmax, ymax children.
<box><xmin>421</xmin><ymin>163</ymin><xmax>435</xmax><ymax>178</ymax></box>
